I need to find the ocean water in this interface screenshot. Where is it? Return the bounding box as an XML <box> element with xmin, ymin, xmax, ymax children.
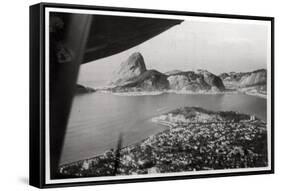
<box><xmin>60</xmin><ymin>92</ymin><xmax>267</xmax><ymax>165</ymax></box>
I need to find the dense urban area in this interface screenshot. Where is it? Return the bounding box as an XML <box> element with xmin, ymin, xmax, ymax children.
<box><xmin>59</xmin><ymin>107</ymin><xmax>267</xmax><ymax>178</ymax></box>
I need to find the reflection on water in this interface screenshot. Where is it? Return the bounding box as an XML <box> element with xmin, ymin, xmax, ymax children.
<box><xmin>60</xmin><ymin>93</ymin><xmax>266</xmax><ymax>164</ymax></box>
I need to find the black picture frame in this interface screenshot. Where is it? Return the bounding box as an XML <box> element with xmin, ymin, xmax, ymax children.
<box><xmin>30</xmin><ymin>2</ymin><xmax>274</xmax><ymax>189</ymax></box>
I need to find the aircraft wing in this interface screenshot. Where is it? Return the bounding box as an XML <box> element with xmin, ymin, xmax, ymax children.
<box><xmin>83</xmin><ymin>15</ymin><xmax>183</xmax><ymax>63</ymax></box>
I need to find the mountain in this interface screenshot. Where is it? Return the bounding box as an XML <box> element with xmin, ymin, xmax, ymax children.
<box><xmin>167</xmin><ymin>70</ymin><xmax>225</xmax><ymax>92</ymax></box>
<box><xmin>167</xmin><ymin>71</ymin><xmax>211</xmax><ymax>91</ymax></box>
<box><xmin>110</xmin><ymin>53</ymin><xmax>225</xmax><ymax>92</ymax></box>
<box><xmin>197</xmin><ymin>70</ymin><xmax>225</xmax><ymax>91</ymax></box>
<box><xmin>219</xmin><ymin>69</ymin><xmax>266</xmax><ymax>88</ymax></box>
<box><xmin>108</xmin><ymin>52</ymin><xmax>266</xmax><ymax>97</ymax></box>
<box><xmin>110</xmin><ymin>52</ymin><xmax>169</xmax><ymax>92</ymax></box>
<box><xmin>219</xmin><ymin>69</ymin><xmax>267</xmax><ymax>96</ymax></box>
<box><xmin>239</xmin><ymin>69</ymin><xmax>267</xmax><ymax>87</ymax></box>
<box><xmin>110</xmin><ymin>52</ymin><xmax>147</xmax><ymax>86</ymax></box>
<box><xmin>113</xmin><ymin>69</ymin><xmax>169</xmax><ymax>92</ymax></box>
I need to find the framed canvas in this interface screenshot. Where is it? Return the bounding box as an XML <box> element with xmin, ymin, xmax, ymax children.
<box><xmin>29</xmin><ymin>2</ymin><xmax>274</xmax><ymax>188</ymax></box>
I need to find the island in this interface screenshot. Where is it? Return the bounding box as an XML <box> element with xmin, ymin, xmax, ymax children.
<box><xmin>58</xmin><ymin>107</ymin><xmax>267</xmax><ymax>177</ymax></box>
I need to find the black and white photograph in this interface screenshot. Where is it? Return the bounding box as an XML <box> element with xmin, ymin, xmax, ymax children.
<box><xmin>29</xmin><ymin>3</ymin><xmax>274</xmax><ymax>188</ymax></box>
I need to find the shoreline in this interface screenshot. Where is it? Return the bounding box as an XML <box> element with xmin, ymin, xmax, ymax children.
<box><xmin>95</xmin><ymin>89</ymin><xmax>266</xmax><ymax>99</ymax></box>
<box><xmin>60</xmin><ymin>119</ymin><xmax>170</xmax><ymax>167</ymax></box>
<box><xmin>238</xmin><ymin>90</ymin><xmax>267</xmax><ymax>99</ymax></box>
<box><xmin>60</xmin><ymin>109</ymin><xmax>264</xmax><ymax>167</ymax></box>
<box><xmin>59</xmin><ymin>107</ymin><xmax>268</xmax><ymax>176</ymax></box>
<box><xmin>112</xmin><ymin>91</ymin><xmax>164</xmax><ymax>96</ymax></box>
<box><xmin>60</xmin><ymin>126</ymin><xmax>170</xmax><ymax>168</ymax></box>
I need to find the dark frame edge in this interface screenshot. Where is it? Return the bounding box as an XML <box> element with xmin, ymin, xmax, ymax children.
<box><xmin>42</xmin><ymin>170</ymin><xmax>274</xmax><ymax>189</ymax></box>
<box><xmin>40</xmin><ymin>2</ymin><xmax>274</xmax><ymax>21</ymax></box>
<box><xmin>270</xmin><ymin>17</ymin><xmax>275</xmax><ymax>174</ymax></box>
<box><xmin>29</xmin><ymin>3</ymin><xmax>45</xmax><ymax>188</ymax></box>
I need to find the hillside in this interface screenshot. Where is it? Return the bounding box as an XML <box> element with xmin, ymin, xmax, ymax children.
<box><xmin>112</xmin><ymin>69</ymin><xmax>169</xmax><ymax>92</ymax></box>
<box><xmin>110</xmin><ymin>53</ymin><xmax>225</xmax><ymax>93</ymax></box>
<box><xmin>219</xmin><ymin>69</ymin><xmax>267</xmax><ymax>96</ymax></box>
<box><xmin>166</xmin><ymin>70</ymin><xmax>225</xmax><ymax>92</ymax></box>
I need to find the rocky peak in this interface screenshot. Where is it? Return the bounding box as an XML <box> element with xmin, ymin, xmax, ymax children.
<box><xmin>110</xmin><ymin>52</ymin><xmax>147</xmax><ymax>86</ymax></box>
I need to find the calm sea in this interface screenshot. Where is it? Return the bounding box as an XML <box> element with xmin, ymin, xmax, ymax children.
<box><xmin>60</xmin><ymin>92</ymin><xmax>266</xmax><ymax>165</ymax></box>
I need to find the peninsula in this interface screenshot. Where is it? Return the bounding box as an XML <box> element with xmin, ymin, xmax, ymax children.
<box><xmin>59</xmin><ymin>107</ymin><xmax>267</xmax><ymax>177</ymax></box>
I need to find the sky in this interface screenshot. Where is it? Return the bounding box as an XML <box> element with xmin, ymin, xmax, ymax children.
<box><xmin>78</xmin><ymin>19</ymin><xmax>269</xmax><ymax>87</ymax></box>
